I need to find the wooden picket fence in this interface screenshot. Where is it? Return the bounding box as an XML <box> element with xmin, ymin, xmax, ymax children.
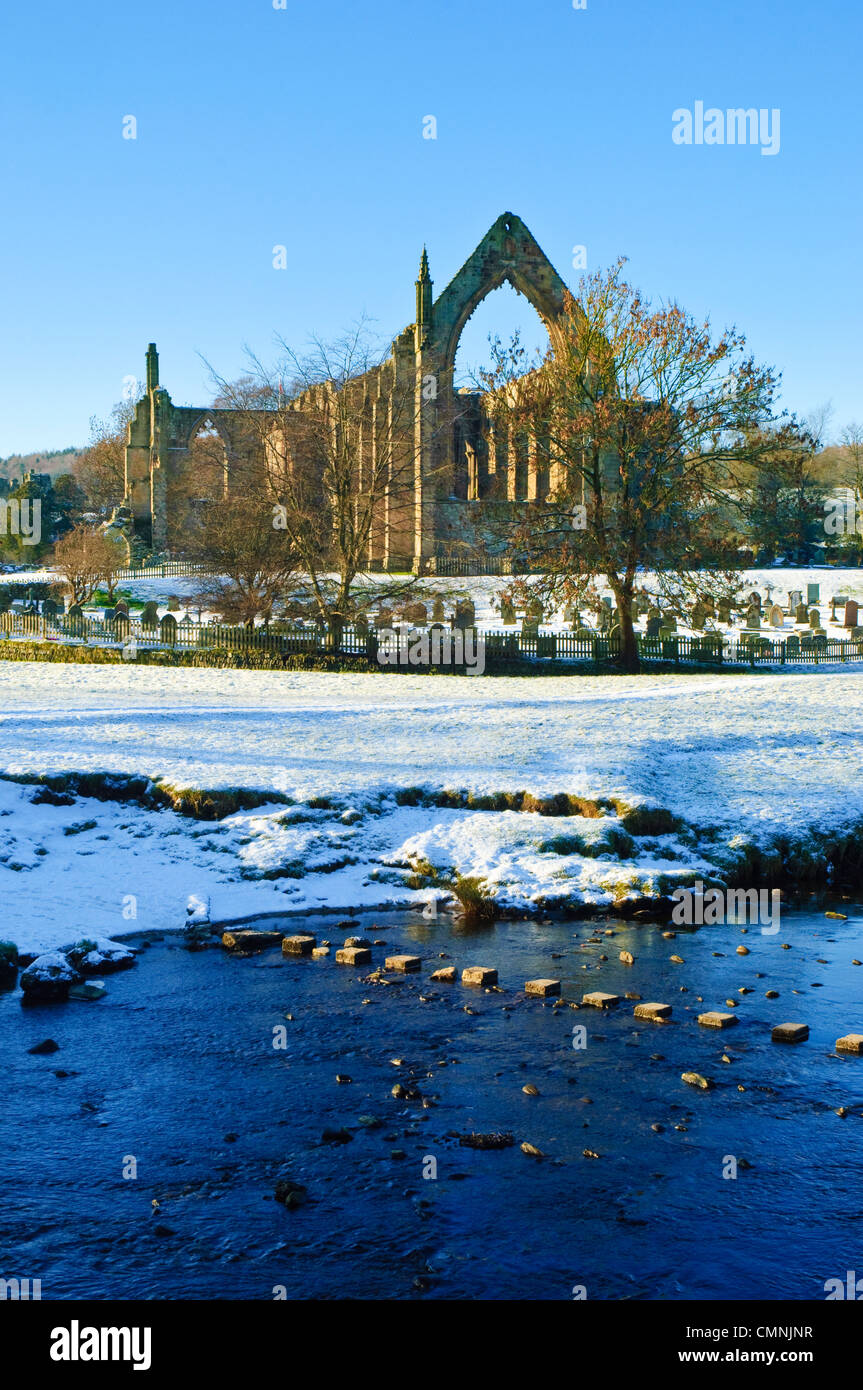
<box><xmin>2</xmin><ymin>609</ymin><xmax>863</xmax><ymax>668</ymax></box>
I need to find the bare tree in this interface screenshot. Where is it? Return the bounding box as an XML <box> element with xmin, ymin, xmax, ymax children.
<box><xmin>476</xmin><ymin>259</ymin><xmax>784</xmax><ymax>672</ymax></box>
<box><xmin>54</xmin><ymin>525</ymin><xmax>126</xmax><ymax>604</ymax></box>
<box><xmin>74</xmin><ymin>400</ymin><xmax>136</xmax><ymax>510</ymax></box>
<box><xmin>188</xmin><ymin>490</ymin><xmax>300</xmax><ymax>626</ymax></box>
<box><xmin>208</xmin><ymin>323</ymin><xmax>435</xmax><ymax>646</ymax></box>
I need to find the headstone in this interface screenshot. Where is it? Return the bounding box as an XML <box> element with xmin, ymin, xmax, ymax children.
<box><xmin>808</xmin><ymin>608</ymin><xmax>821</xmax><ymax>630</ymax></box>
<box><xmin>690</xmin><ymin>602</ymin><xmax>706</xmax><ymax>631</ymax></box>
<box><xmin>374</xmin><ymin>607</ymin><xmax>394</xmax><ymax>629</ymax></box>
<box><xmin>645</xmin><ymin>616</ymin><xmax>661</xmax><ymax>638</ymax></box>
<box><xmin>718</xmin><ymin>600</ymin><xmax>732</xmax><ymax>624</ymax></box>
<box><xmin>141</xmin><ymin>601</ymin><xmax>159</xmax><ymax>627</ymax></box>
<box><xmin>702</xmin><ymin>596</ymin><xmax>716</xmax><ymax>619</ymax></box>
<box><xmin>787</xmin><ymin>589</ymin><xmax>802</xmax><ymax>613</ymax></box>
<box><xmin>785</xmin><ymin>633</ymin><xmax>800</xmax><ymax>653</ymax></box>
<box><xmin>403</xmin><ymin>601</ymin><xmax>428</xmax><ymax>626</ymax></box>
<box><xmin>454</xmin><ymin>599</ymin><xmax>475</xmax><ymax>630</ymax></box>
<box><xmin>114</xmin><ymin>599</ymin><xmax>129</xmax><ymax>617</ymax></box>
<box><xmin>160</xmin><ymin>613</ymin><xmax>178</xmax><ymax>643</ymax></box>
<box><xmin>769</xmin><ymin>604</ymin><xmax>785</xmax><ymax>628</ymax></box>
<box><xmin>795</xmin><ymin>603</ymin><xmax>809</xmax><ymax>625</ymax></box>
<box><xmin>807</xmin><ymin>583</ymin><xmax>820</xmax><ymax>606</ymax></box>
<box><xmin>42</xmin><ymin>598</ymin><xmax>59</xmax><ymax>619</ymax></box>
<box><xmin>432</xmin><ymin>594</ymin><xmax>445</xmax><ymax>623</ymax></box>
<box><xmin>167</xmin><ymin>596</ymin><xmax>181</xmax><ymax>612</ymax></box>
<box><xmin>745</xmin><ymin>605</ymin><xmax>761</xmax><ymax>631</ymax></box>
<box><xmin>501</xmin><ymin>598</ymin><xmax>517</xmax><ymax>626</ymax></box>
<box><xmin>354</xmin><ymin>613</ymin><xmax>369</xmax><ymax>639</ymax></box>
<box><xmin>844</xmin><ymin>600</ymin><xmax>859</xmax><ymax>629</ymax></box>
<box><xmin>68</xmin><ymin>604</ymin><xmax>83</xmax><ymax>620</ymax></box>
<box><xmin>747</xmin><ymin>591</ymin><xmax>762</xmax><ymax>611</ymax></box>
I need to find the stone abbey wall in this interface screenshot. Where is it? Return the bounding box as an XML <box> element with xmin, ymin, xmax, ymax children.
<box><xmin>124</xmin><ymin>213</ymin><xmax>571</xmax><ymax>569</ymax></box>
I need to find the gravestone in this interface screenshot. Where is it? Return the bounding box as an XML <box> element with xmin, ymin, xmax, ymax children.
<box><xmin>454</xmin><ymin>599</ymin><xmax>475</xmax><ymax>630</ymax></box>
<box><xmin>747</xmin><ymin>591</ymin><xmax>762</xmax><ymax>611</ymax></box>
<box><xmin>785</xmin><ymin>633</ymin><xmax>800</xmax><ymax>653</ymax></box>
<box><xmin>68</xmin><ymin>604</ymin><xmax>83</xmax><ymax>620</ymax></box>
<box><xmin>645</xmin><ymin>615</ymin><xmax>661</xmax><ymax>638</ymax></box>
<box><xmin>526</xmin><ymin>597</ymin><xmax>544</xmax><ymax>622</ymax></box>
<box><xmin>354</xmin><ymin>613</ymin><xmax>369</xmax><ymax>639</ymax></box>
<box><xmin>702</xmin><ymin>596</ymin><xmax>716</xmax><ymax>619</ymax></box>
<box><xmin>787</xmin><ymin>589</ymin><xmax>802</xmax><ymax>614</ymax></box>
<box><xmin>795</xmin><ymin>603</ymin><xmax>810</xmax><ymax>625</ymax></box>
<box><xmin>807</xmin><ymin>583</ymin><xmax>820</xmax><ymax>606</ymax></box>
<box><xmin>167</xmin><ymin>596</ymin><xmax>181</xmax><ymax>612</ymax></box>
<box><xmin>42</xmin><ymin>598</ymin><xmax>59</xmax><ymax>619</ymax></box>
<box><xmin>769</xmin><ymin>604</ymin><xmax>785</xmax><ymax>628</ymax></box>
<box><xmin>745</xmin><ymin>605</ymin><xmax>761</xmax><ymax>631</ymax></box>
<box><xmin>844</xmin><ymin>600</ymin><xmax>859</xmax><ymax>629</ymax></box>
<box><xmin>809</xmin><ymin>608</ymin><xmax>821</xmax><ymax>630</ymax></box>
<box><xmin>501</xmin><ymin>598</ymin><xmax>517</xmax><ymax>626</ymax></box>
<box><xmin>690</xmin><ymin>602</ymin><xmax>706</xmax><ymax>631</ymax></box>
<box><xmin>114</xmin><ymin>599</ymin><xmax>130</xmax><ymax>617</ymax></box>
<box><xmin>141</xmin><ymin>601</ymin><xmax>159</xmax><ymax>627</ymax></box>
<box><xmin>403</xmin><ymin>601</ymin><xmax>428</xmax><ymax>626</ymax></box>
<box><xmin>432</xmin><ymin>594</ymin><xmax>445</xmax><ymax>623</ymax></box>
<box><xmin>160</xmin><ymin>613</ymin><xmax>178</xmax><ymax>644</ymax></box>
<box><xmin>522</xmin><ymin>618</ymin><xmax>540</xmax><ymax>638</ymax></box>
<box><xmin>718</xmin><ymin>600</ymin><xmax>733</xmax><ymax>625</ymax></box>
<box><xmin>374</xmin><ymin>607</ymin><xmax>394</xmax><ymax>629</ymax></box>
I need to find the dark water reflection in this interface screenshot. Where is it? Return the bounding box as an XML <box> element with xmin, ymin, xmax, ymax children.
<box><xmin>2</xmin><ymin>903</ymin><xmax>863</xmax><ymax>1301</ymax></box>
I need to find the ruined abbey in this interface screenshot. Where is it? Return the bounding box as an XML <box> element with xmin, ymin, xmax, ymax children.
<box><xmin>124</xmin><ymin>212</ymin><xmax>571</xmax><ymax>572</ymax></box>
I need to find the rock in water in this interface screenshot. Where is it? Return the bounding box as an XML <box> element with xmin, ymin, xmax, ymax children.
<box><xmin>20</xmin><ymin>953</ymin><xmax>81</xmax><ymax>1002</ymax></box>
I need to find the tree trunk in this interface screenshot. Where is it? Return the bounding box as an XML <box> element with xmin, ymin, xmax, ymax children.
<box><xmin>611</xmin><ymin>582</ymin><xmax>640</xmax><ymax>674</ymax></box>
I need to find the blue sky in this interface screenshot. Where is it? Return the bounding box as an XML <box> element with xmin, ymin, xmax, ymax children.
<box><xmin>1</xmin><ymin>0</ymin><xmax>860</xmax><ymax>455</ymax></box>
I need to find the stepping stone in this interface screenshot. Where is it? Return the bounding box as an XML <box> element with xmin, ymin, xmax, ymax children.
<box><xmin>282</xmin><ymin>934</ymin><xmax>316</xmax><ymax>956</ymax></box>
<box><xmin>312</xmin><ymin>946</ymin><xmax>330</xmax><ymax>958</ymax></box>
<box><xmin>634</xmin><ymin>1001</ymin><xmax>671</xmax><ymax>1021</ymax></box>
<box><xmin>681</xmin><ymin>1071</ymin><xmax>714</xmax><ymax>1090</ymax></box>
<box><xmin>836</xmin><ymin>1034</ymin><xmax>863</xmax><ymax>1055</ymax></box>
<box><xmin>385</xmin><ymin>955</ymin><xmax>421</xmax><ymax>973</ymax></box>
<box><xmin>619</xmin><ymin>951</ymin><xmax>635</xmax><ymax>965</ymax></box>
<box><xmin>525</xmin><ymin>978</ymin><xmax>561</xmax><ymax>997</ymax></box>
<box><xmin>345</xmin><ymin>936</ymin><xmax>372</xmax><ymax>948</ymax></box>
<box><xmin>582</xmin><ymin>991</ymin><xmax>620</xmax><ymax>1009</ymax></box>
<box><xmin>336</xmin><ymin>947</ymin><xmax>371</xmax><ymax>966</ymax></box>
<box><xmin>771</xmin><ymin>1022</ymin><xmax>809</xmax><ymax>1043</ymax></box>
<box><xmin>430</xmin><ymin>966</ymin><xmax>456</xmax><ymax>983</ymax></box>
<box><xmin>462</xmin><ymin>966</ymin><xmax>498</xmax><ymax>987</ymax></box>
<box><xmin>698</xmin><ymin>1011</ymin><xmax>738</xmax><ymax>1029</ymax></box>
<box><xmin>221</xmin><ymin>929</ymin><xmax>282</xmax><ymax>954</ymax></box>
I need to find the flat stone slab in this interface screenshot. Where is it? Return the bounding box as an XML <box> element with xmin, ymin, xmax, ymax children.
<box><xmin>221</xmin><ymin>929</ymin><xmax>282</xmax><ymax>954</ymax></box>
<box><xmin>430</xmin><ymin>966</ymin><xmax>456</xmax><ymax>983</ymax></box>
<box><xmin>311</xmin><ymin>946</ymin><xmax>329</xmax><ymax>958</ymax></box>
<box><xmin>462</xmin><ymin>967</ymin><xmax>498</xmax><ymax>987</ymax></box>
<box><xmin>582</xmin><ymin>991</ymin><xmax>620</xmax><ymax>1009</ymax></box>
<box><xmin>336</xmin><ymin>946</ymin><xmax>372</xmax><ymax>966</ymax></box>
<box><xmin>282</xmin><ymin>934</ymin><xmax>316</xmax><ymax>956</ymax></box>
<box><xmin>634</xmin><ymin>1001</ymin><xmax>672</xmax><ymax>1021</ymax></box>
<box><xmin>525</xmin><ymin>978</ymin><xmax>561</xmax><ymax>997</ymax></box>
<box><xmin>385</xmin><ymin>955</ymin><xmax>421</xmax><ymax>973</ymax></box>
<box><xmin>772</xmin><ymin>1022</ymin><xmax>809</xmax><ymax>1043</ymax></box>
<box><xmin>698</xmin><ymin>1011</ymin><xmax>738</xmax><ymax>1029</ymax></box>
<box><xmin>836</xmin><ymin>1034</ymin><xmax>863</xmax><ymax>1055</ymax></box>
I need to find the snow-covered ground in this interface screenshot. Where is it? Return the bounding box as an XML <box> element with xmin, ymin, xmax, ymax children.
<box><xmin>2</xmin><ymin>660</ymin><xmax>863</xmax><ymax>956</ymax></box>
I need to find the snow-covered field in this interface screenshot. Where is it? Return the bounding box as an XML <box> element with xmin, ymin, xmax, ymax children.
<box><xmin>2</xmin><ymin>660</ymin><xmax>863</xmax><ymax>956</ymax></box>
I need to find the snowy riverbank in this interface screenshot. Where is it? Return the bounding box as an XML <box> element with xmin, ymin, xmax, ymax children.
<box><xmin>2</xmin><ymin>662</ymin><xmax>863</xmax><ymax>955</ymax></box>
